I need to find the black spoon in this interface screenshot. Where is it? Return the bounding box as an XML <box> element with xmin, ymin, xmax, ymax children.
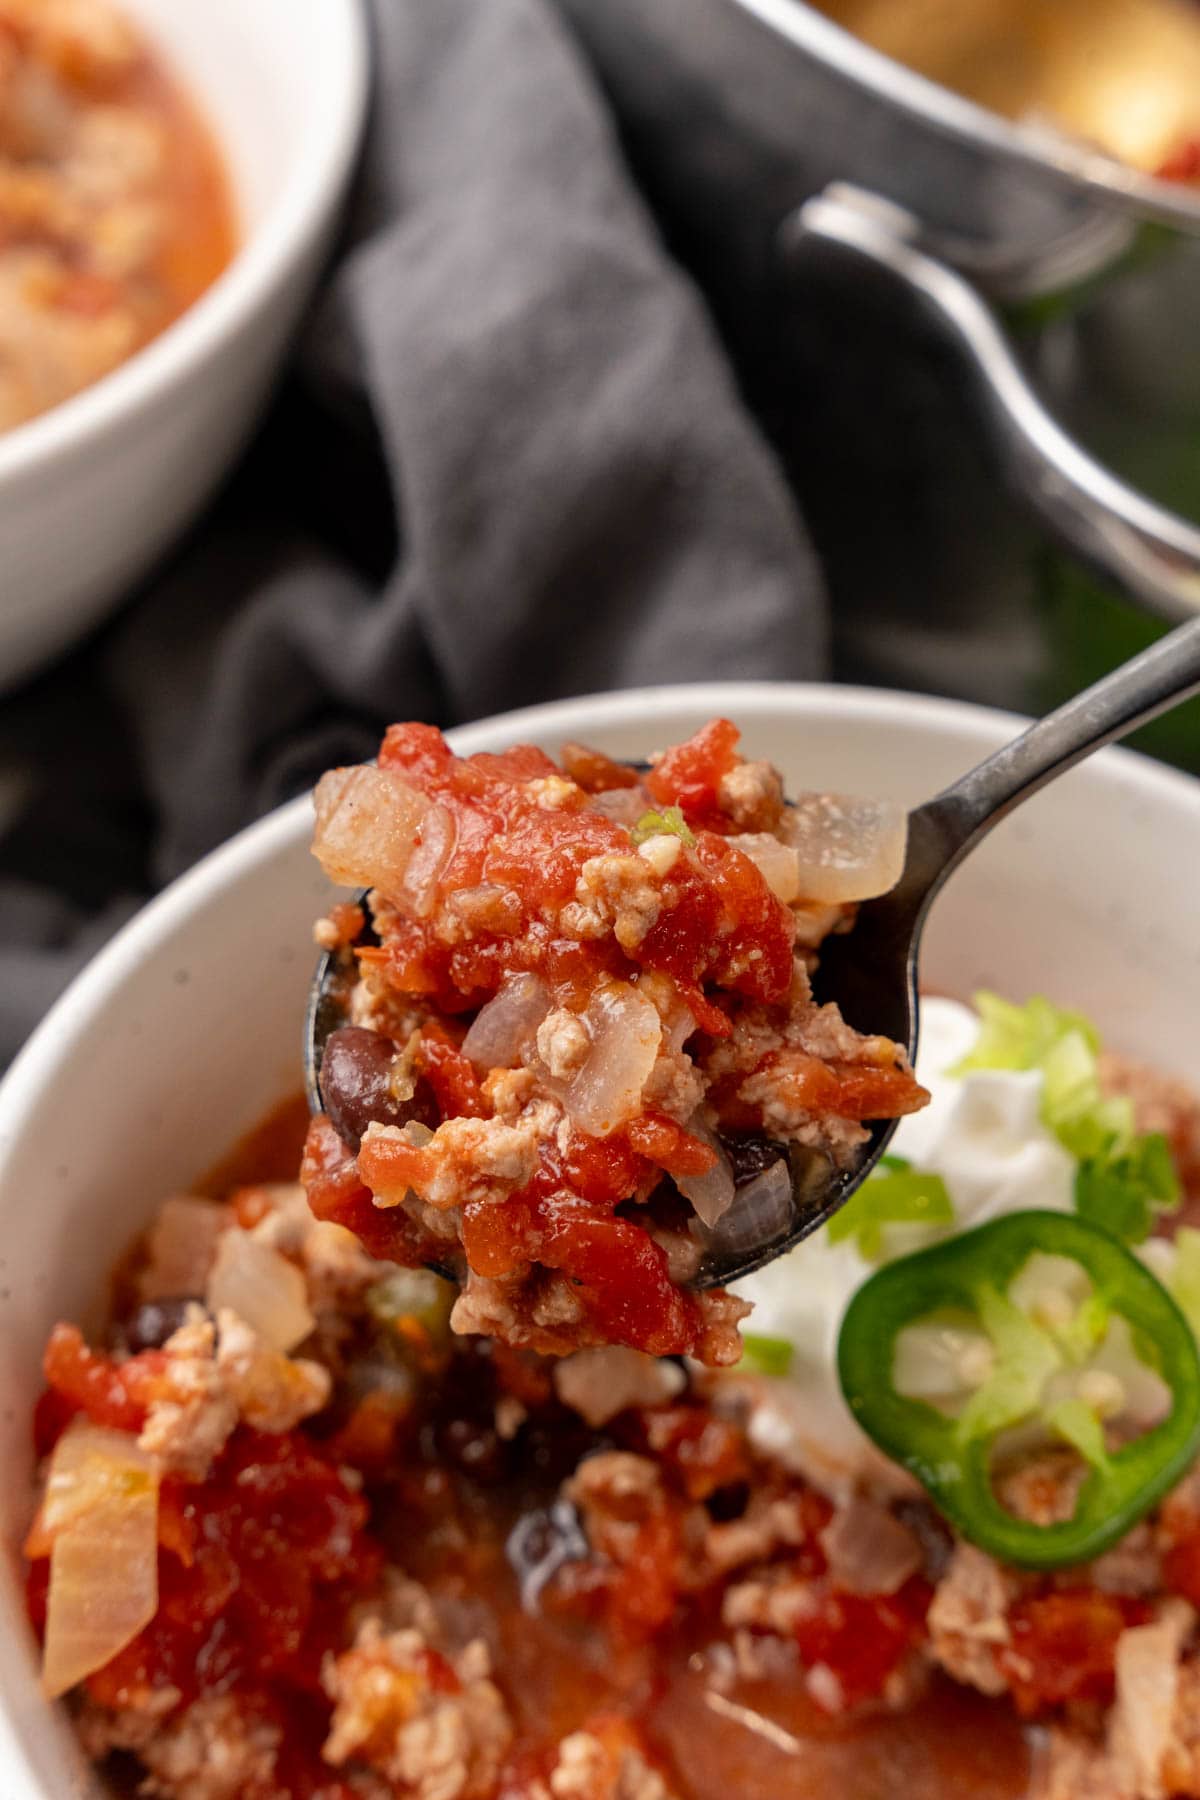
<box><xmin>307</xmin><ymin>617</ymin><xmax>1200</xmax><ymax>1289</ymax></box>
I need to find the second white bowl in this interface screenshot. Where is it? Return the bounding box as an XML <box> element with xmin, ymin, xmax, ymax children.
<box><xmin>0</xmin><ymin>0</ymin><xmax>369</xmax><ymax>689</ymax></box>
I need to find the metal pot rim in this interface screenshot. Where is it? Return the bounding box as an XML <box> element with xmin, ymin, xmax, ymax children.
<box><xmin>731</xmin><ymin>0</ymin><xmax>1200</xmax><ymax>231</ymax></box>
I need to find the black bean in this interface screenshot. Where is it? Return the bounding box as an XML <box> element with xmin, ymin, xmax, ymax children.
<box><xmin>321</xmin><ymin>1026</ymin><xmax>438</xmax><ymax>1152</ymax></box>
<box><xmin>721</xmin><ymin>1132</ymin><xmax>790</xmax><ymax>1186</ymax></box>
<box><xmin>122</xmin><ymin>1296</ymin><xmax>204</xmax><ymax>1352</ymax></box>
<box><xmin>705</xmin><ymin>1481</ymin><xmax>751</xmax><ymax>1523</ymax></box>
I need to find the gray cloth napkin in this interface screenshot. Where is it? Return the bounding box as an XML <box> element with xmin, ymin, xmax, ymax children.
<box><xmin>0</xmin><ymin>0</ymin><xmax>827</xmax><ymax>1066</ymax></box>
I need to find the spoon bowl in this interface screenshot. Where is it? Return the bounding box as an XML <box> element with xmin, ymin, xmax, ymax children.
<box><xmin>306</xmin><ymin>621</ymin><xmax>1200</xmax><ymax>1293</ymax></box>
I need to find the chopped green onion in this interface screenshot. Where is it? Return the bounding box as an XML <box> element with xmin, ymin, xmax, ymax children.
<box><xmin>738</xmin><ymin>1333</ymin><xmax>795</xmax><ymax>1377</ymax></box>
<box><xmin>1042</xmin><ymin>1036</ymin><xmax>1134</xmax><ymax>1161</ymax></box>
<box><xmin>1169</xmin><ymin>1227</ymin><xmax>1200</xmax><ymax>1338</ymax></box>
<box><xmin>828</xmin><ymin>1162</ymin><xmax>954</xmax><ymax>1261</ymax></box>
<box><xmin>951</xmin><ymin>992</ymin><xmax>1099</xmax><ymax>1076</ymax></box>
<box><xmin>1076</xmin><ymin>1133</ymin><xmax>1180</xmax><ymax>1247</ymax></box>
<box><xmin>1044</xmin><ymin>1397</ymin><xmax>1111</xmax><ymax>1470</ymax></box>
<box><xmin>631</xmin><ymin>806</ymin><xmax>695</xmax><ymax>847</ymax></box>
<box><xmin>1056</xmin><ymin>1290</ymin><xmax>1111</xmax><ymax>1365</ymax></box>
<box><xmin>955</xmin><ymin>1286</ymin><xmax>1063</xmax><ymax>1442</ymax></box>
<box><xmin>954</xmin><ymin>992</ymin><xmax>1179</xmax><ymax>1245</ymax></box>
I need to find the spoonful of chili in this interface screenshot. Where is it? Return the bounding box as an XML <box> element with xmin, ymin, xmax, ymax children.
<box><xmin>305</xmin><ymin>616</ymin><xmax>1200</xmax><ymax>1298</ymax></box>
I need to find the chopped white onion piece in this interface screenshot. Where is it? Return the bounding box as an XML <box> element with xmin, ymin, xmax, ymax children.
<box><xmin>553</xmin><ymin>1347</ymin><xmax>686</xmax><ymax>1427</ymax></box>
<box><xmin>206</xmin><ymin>1230</ymin><xmax>314</xmax><ymax>1354</ymax></box>
<box><xmin>698</xmin><ymin>1157</ymin><xmax>793</xmax><ymax>1257</ymax></box>
<box><xmin>311</xmin><ymin>764</ymin><xmax>434</xmax><ymax>899</ymax></box>
<box><xmin>585</xmin><ymin>788</ymin><xmax>647</xmax><ymax>827</ymax></box>
<box><xmin>780</xmin><ymin>792</ymin><xmax>907</xmax><ymax>904</ymax></box>
<box><xmin>675</xmin><ymin>1115</ymin><xmax>736</xmax><ymax>1227</ymax></box>
<box><xmin>730</xmin><ymin>833</ymin><xmax>803</xmax><ymax>904</ymax></box>
<box><xmin>1008</xmin><ymin>1252</ymin><xmax>1093</xmax><ymax>1330</ymax></box>
<box><xmin>462</xmin><ymin>973</ymin><xmax>551</xmax><ymax>1070</ymax></box>
<box><xmin>893</xmin><ymin>1317</ymin><xmax>994</xmax><ymax>1408</ymax></box>
<box><xmin>819</xmin><ymin>1496</ymin><xmax>923</xmax><ymax>1596</ymax></box>
<box><xmin>40</xmin><ymin>1422</ymin><xmax>159</xmax><ymax>1699</ymax></box>
<box><xmin>140</xmin><ymin>1195</ymin><xmax>226</xmax><ymax>1302</ymax></box>
<box><xmin>399</xmin><ymin>802</ymin><xmax>456</xmax><ymax>919</ymax></box>
<box><xmin>562</xmin><ymin>981</ymin><xmax>662</xmax><ymax>1137</ymax></box>
<box><xmin>1084</xmin><ymin>1315</ymin><xmax>1171</xmax><ymax>1432</ymax></box>
<box><xmin>1110</xmin><ymin>1601</ymin><xmax>1192</xmax><ymax>1792</ymax></box>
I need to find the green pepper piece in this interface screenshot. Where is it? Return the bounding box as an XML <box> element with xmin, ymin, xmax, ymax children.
<box><xmin>838</xmin><ymin>1210</ymin><xmax>1200</xmax><ymax>1569</ymax></box>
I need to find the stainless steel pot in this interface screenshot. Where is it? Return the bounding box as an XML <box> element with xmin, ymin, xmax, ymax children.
<box><xmin>557</xmin><ymin>0</ymin><xmax>1200</xmax><ymax>631</ymax></box>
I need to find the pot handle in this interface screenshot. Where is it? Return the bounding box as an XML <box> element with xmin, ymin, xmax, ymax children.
<box><xmin>781</xmin><ymin>184</ymin><xmax>1200</xmax><ymax>623</ymax></box>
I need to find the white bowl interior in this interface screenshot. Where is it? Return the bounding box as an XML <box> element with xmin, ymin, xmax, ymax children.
<box><xmin>0</xmin><ymin>682</ymin><xmax>1196</xmax><ymax>1792</ymax></box>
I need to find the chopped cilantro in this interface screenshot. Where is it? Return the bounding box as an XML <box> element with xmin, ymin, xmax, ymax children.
<box><xmin>631</xmin><ymin>806</ymin><xmax>695</xmax><ymax>847</ymax></box>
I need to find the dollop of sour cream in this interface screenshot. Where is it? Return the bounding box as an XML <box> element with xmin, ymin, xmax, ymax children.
<box><xmin>732</xmin><ymin>996</ymin><xmax>1077</xmax><ymax>1498</ymax></box>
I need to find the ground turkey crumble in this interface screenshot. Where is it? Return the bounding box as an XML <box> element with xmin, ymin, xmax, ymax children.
<box><xmin>323</xmin><ymin>1622</ymin><xmax>512</xmax><ymax>1800</ymax></box>
<box><xmin>303</xmin><ymin>719</ymin><xmax>927</xmax><ymax>1364</ymax></box>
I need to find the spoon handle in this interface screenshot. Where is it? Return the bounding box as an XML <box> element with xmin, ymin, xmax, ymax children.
<box><xmin>902</xmin><ymin>613</ymin><xmax>1200</xmax><ymax>919</ymax></box>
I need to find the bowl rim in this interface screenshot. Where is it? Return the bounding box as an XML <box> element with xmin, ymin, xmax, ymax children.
<box><xmin>734</xmin><ymin>0</ymin><xmax>1200</xmax><ymax>233</ymax></box>
<box><xmin>3</xmin><ymin>678</ymin><xmax>1199</xmax><ymax>1156</ymax></box>
<box><xmin>0</xmin><ymin>0</ymin><xmax>370</xmax><ymax>487</ymax></box>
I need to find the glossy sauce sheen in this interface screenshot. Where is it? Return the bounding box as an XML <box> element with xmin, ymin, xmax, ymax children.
<box><xmin>397</xmin><ymin>1475</ymin><xmax>1032</xmax><ymax>1800</ymax></box>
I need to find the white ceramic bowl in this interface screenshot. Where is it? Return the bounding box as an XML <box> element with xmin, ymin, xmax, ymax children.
<box><xmin>0</xmin><ymin>681</ymin><xmax>1197</xmax><ymax>1793</ymax></box>
<box><xmin>0</xmin><ymin>0</ymin><xmax>369</xmax><ymax>690</ymax></box>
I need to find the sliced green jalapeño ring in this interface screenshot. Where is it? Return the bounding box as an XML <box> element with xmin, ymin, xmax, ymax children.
<box><xmin>837</xmin><ymin>1210</ymin><xmax>1200</xmax><ymax>1569</ymax></box>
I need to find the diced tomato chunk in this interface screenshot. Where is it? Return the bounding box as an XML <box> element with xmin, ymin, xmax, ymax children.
<box><xmin>303</xmin><ymin>1115</ymin><xmax>443</xmax><ymax>1267</ymax></box>
<box><xmin>640</xmin><ymin>1406</ymin><xmax>751</xmax><ymax>1500</ymax></box>
<box><xmin>560</xmin><ymin>743</ymin><xmax>640</xmax><ymax>793</ymax></box>
<box><xmin>418</xmin><ymin>1025</ymin><xmax>487</xmax><ymax>1118</ymax></box>
<box><xmin>645</xmin><ymin>718</ymin><xmax>741</xmax><ymax>827</ymax></box>
<box><xmin>793</xmin><ymin>1577</ymin><xmax>932</xmax><ymax>1712</ymax></box>
<box><xmin>998</xmin><ymin>1589</ymin><xmax>1149</xmax><ymax>1718</ymax></box>
<box><xmin>85</xmin><ymin>1428</ymin><xmax>380</xmax><ymax>1711</ymax></box>
<box><xmin>540</xmin><ymin>1201</ymin><xmax>700</xmax><ymax>1357</ymax></box>
<box><xmin>42</xmin><ymin>1323</ymin><xmax>167</xmax><ymax>1434</ymax></box>
<box><xmin>754</xmin><ymin>1049</ymin><xmax>928</xmax><ymax>1122</ymax></box>
<box><xmin>626</xmin><ymin>1113</ymin><xmax>717</xmax><ymax>1179</ymax></box>
<box><xmin>378</xmin><ymin>721</ymin><xmax>456</xmax><ymax>783</ymax></box>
